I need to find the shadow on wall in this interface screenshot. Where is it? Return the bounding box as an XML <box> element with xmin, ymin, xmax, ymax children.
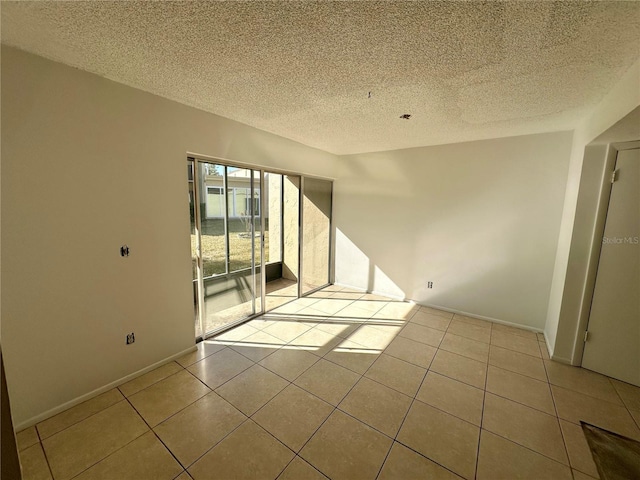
<box><xmin>333</xmin><ymin>165</ymin><xmax>519</xmax><ymax>314</ymax></box>
<box><xmin>335</xmin><ymin>224</ymin><xmax>516</xmax><ymax>321</ymax></box>
<box><xmin>301</xmin><ymin>178</ymin><xmax>332</xmax><ymax>292</ymax></box>
<box><xmin>335</xmin><ymin>229</ymin><xmax>406</xmax><ymax>299</ymax></box>
<box><xmin>333</xmin><ymin>133</ymin><xmax>572</xmax><ymax>329</ymax></box>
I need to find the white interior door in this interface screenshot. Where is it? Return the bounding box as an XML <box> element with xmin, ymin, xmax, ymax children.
<box><xmin>582</xmin><ymin>148</ymin><xmax>640</xmax><ymax>386</ymax></box>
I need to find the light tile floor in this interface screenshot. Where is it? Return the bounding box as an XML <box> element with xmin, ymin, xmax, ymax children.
<box><xmin>16</xmin><ymin>286</ymin><xmax>640</xmax><ymax>480</ymax></box>
<box><xmin>201</xmin><ymin>277</ymin><xmax>298</xmax><ymax>334</ymax></box>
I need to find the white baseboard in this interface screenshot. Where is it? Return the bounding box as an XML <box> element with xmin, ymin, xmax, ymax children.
<box><xmin>15</xmin><ymin>345</ymin><xmax>197</xmax><ymax>431</ymax></box>
<box><xmin>333</xmin><ymin>283</ymin><xmax>410</xmax><ymax>302</ymax></box>
<box><xmin>332</xmin><ymin>284</ymin><xmax>545</xmax><ymax>334</ymax></box>
<box><xmin>370</xmin><ymin>290</ymin><xmax>408</xmax><ymax>302</ymax></box>
<box><xmin>541</xmin><ymin>336</ymin><xmax>552</xmax><ymax>359</ymax></box>
<box><xmin>416</xmin><ymin>302</ymin><xmax>544</xmax><ymax>334</ymax></box>
<box><xmin>332</xmin><ymin>282</ymin><xmax>367</xmax><ymax>292</ymax></box>
<box><xmin>550</xmin><ymin>353</ymin><xmax>572</xmax><ymax>364</ymax></box>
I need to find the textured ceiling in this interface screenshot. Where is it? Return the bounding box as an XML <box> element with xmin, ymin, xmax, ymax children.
<box><xmin>2</xmin><ymin>1</ymin><xmax>639</xmax><ymax>155</ymax></box>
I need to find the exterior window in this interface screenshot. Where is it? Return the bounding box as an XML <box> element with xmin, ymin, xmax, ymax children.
<box><xmin>246</xmin><ymin>196</ymin><xmax>260</xmax><ymax>216</ymax></box>
<box><xmin>203</xmin><ymin>185</ymin><xmax>260</xmax><ymax>217</ymax></box>
<box><xmin>205</xmin><ymin>187</ymin><xmax>225</xmax><ymax>218</ymax></box>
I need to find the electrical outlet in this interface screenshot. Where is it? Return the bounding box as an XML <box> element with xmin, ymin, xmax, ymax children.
<box><xmin>427</xmin><ymin>281</ymin><xmax>434</xmax><ymax>289</ymax></box>
<box><xmin>126</xmin><ymin>332</ymin><xmax>135</xmax><ymax>345</ymax></box>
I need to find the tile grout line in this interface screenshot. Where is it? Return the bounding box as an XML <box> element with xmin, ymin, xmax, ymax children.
<box><xmin>37</xmin><ymin>395</ymin><xmax>142</xmax><ymax>480</ymax></box>
<box><xmin>372</xmin><ymin>380</ymin><xmax>423</xmax><ymax>479</ymax></box>
<box><xmin>119</xmin><ymin>361</ymin><xmax>187</xmax><ymax>397</ymax></box>
<box><xmin>358</xmin><ymin>355</ymin><xmax>428</xmax><ymax>398</ymax></box>
<box><xmin>394</xmin><ymin>330</ymin><xmax>470</xmax><ymax>479</ymax></box>
<box><xmin>545</xmin><ymin>369</ymin><xmax>638</xmax><ymax>409</ymax></box>
<box><xmin>535</xmin><ymin>346</ymin><xmax>572</xmax><ymax>475</ymax></box>
<box><xmin>484</xmin><ymin>364</ymin><xmax>562</xmax><ymax>416</ymax></box>
<box><xmin>607</xmin><ymin>376</ymin><xmax>640</xmax><ymax>431</ymax></box>
<box><xmin>480</xmin><ymin>428</ymin><xmax>577</xmax><ymax>472</ymax></box>
<box><xmin>486</xmin><ymin>348</ymin><xmax>549</xmax><ymax>383</ymax></box>
<box><xmin>338</xmin><ymin>300</ymin><xmax>604</xmax><ymax>475</ymax></box>
<box><xmin>150</xmin><ymin>428</ymin><xmax>193</xmax><ymax>474</ymax></box>
<box><xmin>480</xmin><ymin>390</ymin><xmax>557</xmax><ymax>420</ymax></box>
<box><xmin>63</xmin><ymin>396</ymin><xmax>152</xmax><ymax>480</ymax></box>
<box><xmin>137</xmin><ymin>359</ymin><xmax>287</xmax><ymax>475</ymax></box>
<box><xmin>41</xmin><ymin>288</ymin><xmax>629</xmax><ymax>480</ymax></box>
<box><xmin>242</xmin><ymin>314</ymin><xmax>347</xmax><ymax>364</ymax></box>
<box><xmin>410</xmin><ymin>388</ymin><xmax>575</xmax><ymax>466</ymax></box>
<box><xmin>475</xmin><ymin>321</ymin><xmax>492</xmax><ymax>480</ymax></box>
<box><xmin>257</xmin><ymin>345</ymin><xmax>323</xmax><ymax>382</ymax></box>
<box><xmin>174</xmin><ymin>348</ymin><xmax>277</xmax><ymax>469</ymax></box>
<box><xmin>230</xmin><ymin>317</ymin><xmax>359</xmax><ymax>462</ymax></box>
<box><xmin>290</xmin><ymin>379</ymin><xmax>363</xmax><ymax>476</ymax></box>
<box><xmin>177</xmin><ymin>344</ymin><xmax>227</xmax><ymax>369</ymax></box>
<box><xmin>186</xmin><ymin>349</ymin><xmax>255</xmax><ymax>392</ymax></box>
<box><xmin>258</xmin><ymin>350</ymin><xmax>323</xmax><ymax>385</ymax></box>
<box><xmin>372</xmin><ymin>316</ymin><xmax>465</xmax><ymax>480</ymax></box>
<box><xmin>179</xmin><ymin>416</ymin><xmax>251</xmax><ymax>474</ymax></box>
<box><xmin>479</xmin><ymin>327</ymin><xmax>577</xmax><ymax>473</ymax></box>
<box><xmin>386</xmin><ymin>441</ymin><xmax>465</xmax><ymax>480</ymax></box>
<box><xmin>36</xmin><ymin>389</ymin><xmax>129</xmax><ymax>442</ymax></box>
<box><xmin>29</xmin><ymin>419</ymin><xmax>51</xmax><ymax>477</ymax></box>
<box><xmin>36</xmin><ymin>437</ymin><xmax>56</xmax><ymax>480</ymax></box>
<box><xmin>155</xmin><ymin>366</ymin><xmax>261</xmax><ymax>471</ymax></box>
<box><xmin>286</xmin><ymin>308</ymin><xmax>415</xmax><ymax>478</ymax></box>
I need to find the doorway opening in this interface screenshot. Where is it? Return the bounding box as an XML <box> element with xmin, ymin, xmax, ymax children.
<box><xmin>581</xmin><ymin>147</ymin><xmax>639</xmax><ymax>386</ymax></box>
<box><xmin>263</xmin><ymin>173</ymin><xmax>301</xmax><ymax>312</ymax></box>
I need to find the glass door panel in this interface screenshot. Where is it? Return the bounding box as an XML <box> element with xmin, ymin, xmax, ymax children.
<box><xmin>188</xmin><ymin>159</ymin><xmax>201</xmax><ymax>338</ymax></box>
<box><xmin>301</xmin><ymin>178</ymin><xmax>332</xmax><ymax>294</ymax></box>
<box><xmin>252</xmin><ymin>170</ymin><xmax>263</xmax><ymax>314</ymax></box>
<box><xmin>200</xmin><ymin>163</ymin><xmax>227</xmax><ymax>277</ymax></box>
<box><xmin>227</xmin><ymin>167</ymin><xmax>254</xmax><ymax>273</ymax></box>
<box><xmin>264</xmin><ymin>174</ymin><xmax>300</xmax><ymax>310</ymax></box>
<box><xmin>192</xmin><ymin>161</ymin><xmax>263</xmax><ymax>337</ymax></box>
<box><xmin>265</xmin><ymin>172</ymin><xmax>283</xmax><ymax>267</ymax></box>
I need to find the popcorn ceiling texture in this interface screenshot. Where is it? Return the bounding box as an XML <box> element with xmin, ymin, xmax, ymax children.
<box><xmin>1</xmin><ymin>1</ymin><xmax>639</xmax><ymax>154</ymax></box>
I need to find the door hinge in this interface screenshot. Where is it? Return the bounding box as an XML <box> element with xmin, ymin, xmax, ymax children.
<box><xmin>584</xmin><ymin>330</ymin><xmax>590</xmax><ymax>342</ymax></box>
<box><xmin>611</xmin><ymin>170</ymin><xmax>618</xmax><ymax>183</ymax></box>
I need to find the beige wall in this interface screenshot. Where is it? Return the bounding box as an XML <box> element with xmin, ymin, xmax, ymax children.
<box><xmin>301</xmin><ymin>178</ymin><xmax>332</xmax><ymax>292</ymax></box>
<box><xmin>545</xmin><ymin>145</ymin><xmax>613</xmax><ymax>363</ymax></box>
<box><xmin>1</xmin><ymin>46</ymin><xmax>339</xmax><ymax>427</ymax></box>
<box><xmin>545</xmin><ymin>60</ymin><xmax>640</xmax><ymax>362</ymax></box>
<box><xmin>334</xmin><ymin>132</ymin><xmax>573</xmax><ymax>330</ymax></box>
<box><xmin>267</xmin><ymin>174</ymin><xmax>282</xmax><ymax>264</ymax></box>
<box><xmin>282</xmin><ymin>176</ymin><xmax>300</xmax><ymax>281</ymax></box>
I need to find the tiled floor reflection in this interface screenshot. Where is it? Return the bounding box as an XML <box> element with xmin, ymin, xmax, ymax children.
<box><xmin>202</xmin><ymin>277</ymin><xmax>298</xmax><ymax>334</ymax></box>
<box><xmin>17</xmin><ymin>285</ymin><xmax>640</xmax><ymax>479</ymax></box>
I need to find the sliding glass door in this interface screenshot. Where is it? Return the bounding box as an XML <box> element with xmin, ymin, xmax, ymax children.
<box><xmin>189</xmin><ymin>156</ymin><xmax>333</xmax><ymax>339</ymax></box>
<box><xmin>190</xmin><ymin>159</ymin><xmax>263</xmax><ymax>337</ymax></box>
<box><xmin>263</xmin><ymin>173</ymin><xmax>301</xmax><ymax>310</ymax></box>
